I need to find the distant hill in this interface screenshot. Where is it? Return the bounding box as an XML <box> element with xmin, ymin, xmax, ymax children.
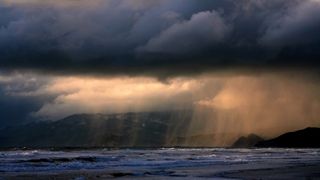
<box><xmin>0</xmin><ymin>111</ymin><xmax>230</xmax><ymax>148</ymax></box>
<box><xmin>0</xmin><ymin>111</ymin><xmax>189</xmax><ymax>148</ymax></box>
<box><xmin>4</xmin><ymin>112</ymin><xmax>317</xmax><ymax>148</ymax></box>
<box><xmin>232</xmin><ymin>134</ymin><xmax>264</xmax><ymax>148</ymax></box>
<box><xmin>255</xmin><ymin>127</ymin><xmax>320</xmax><ymax>148</ymax></box>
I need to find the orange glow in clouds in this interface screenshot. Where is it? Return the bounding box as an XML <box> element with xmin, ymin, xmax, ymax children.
<box><xmin>3</xmin><ymin>72</ymin><xmax>318</xmax><ymax>145</ymax></box>
<box><xmin>34</xmin><ymin>76</ymin><xmax>203</xmax><ymax>119</ymax></box>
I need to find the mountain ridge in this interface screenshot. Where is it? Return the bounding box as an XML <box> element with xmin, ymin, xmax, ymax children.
<box><xmin>0</xmin><ymin>111</ymin><xmax>221</xmax><ymax>148</ymax></box>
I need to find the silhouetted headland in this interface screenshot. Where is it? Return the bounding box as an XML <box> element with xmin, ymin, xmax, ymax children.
<box><xmin>232</xmin><ymin>134</ymin><xmax>264</xmax><ymax>148</ymax></box>
<box><xmin>255</xmin><ymin>127</ymin><xmax>320</xmax><ymax>148</ymax></box>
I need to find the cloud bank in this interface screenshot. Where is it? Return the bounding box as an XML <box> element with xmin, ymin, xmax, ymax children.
<box><xmin>0</xmin><ymin>0</ymin><xmax>320</xmax><ymax>77</ymax></box>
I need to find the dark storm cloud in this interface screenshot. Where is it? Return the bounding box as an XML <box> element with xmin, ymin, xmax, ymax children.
<box><xmin>137</xmin><ymin>10</ymin><xmax>231</xmax><ymax>54</ymax></box>
<box><xmin>0</xmin><ymin>72</ymin><xmax>57</xmax><ymax>127</ymax></box>
<box><xmin>0</xmin><ymin>89</ymin><xmax>45</xmax><ymax>128</ymax></box>
<box><xmin>0</xmin><ymin>0</ymin><xmax>319</xmax><ymax>77</ymax></box>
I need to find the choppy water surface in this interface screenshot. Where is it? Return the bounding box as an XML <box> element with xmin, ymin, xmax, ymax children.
<box><xmin>0</xmin><ymin>148</ymin><xmax>319</xmax><ymax>178</ymax></box>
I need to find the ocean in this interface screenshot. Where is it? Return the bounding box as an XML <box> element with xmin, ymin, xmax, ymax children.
<box><xmin>0</xmin><ymin>148</ymin><xmax>320</xmax><ymax>179</ymax></box>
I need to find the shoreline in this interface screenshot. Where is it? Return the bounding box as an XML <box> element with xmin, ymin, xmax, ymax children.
<box><xmin>220</xmin><ymin>163</ymin><xmax>320</xmax><ymax>179</ymax></box>
<box><xmin>1</xmin><ymin>148</ymin><xmax>319</xmax><ymax>179</ymax></box>
<box><xmin>1</xmin><ymin>162</ymin><xmax>320</xmax><ymax>179</ymax></box>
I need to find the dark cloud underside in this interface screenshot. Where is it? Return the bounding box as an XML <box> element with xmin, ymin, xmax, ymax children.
<box><xmin>0</xmin><ymin>0</ymin><xmax>319</xmax><ymax>77</ymax></box>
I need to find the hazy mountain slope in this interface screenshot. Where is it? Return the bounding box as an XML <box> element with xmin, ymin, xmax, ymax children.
<box><xmin>0</xmin><ymin>111</ymin><xmax>203</xmax><ymax>148</ymax></box>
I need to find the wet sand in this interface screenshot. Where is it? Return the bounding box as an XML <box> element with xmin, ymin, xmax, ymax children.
<box><xmin>1</xmin><ymin>162</ymin><xmax>320</xmax><ymax>179</ymax></box>
<box><xmin>221</xmin><ymin>164</ymin><xmax>320</xmax><ymax>180</ymax></box>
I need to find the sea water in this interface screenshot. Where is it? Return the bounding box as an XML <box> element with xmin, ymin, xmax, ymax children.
<box><xmin>0</xmin><ymin>148</ymin><xmax>319</xmax><ymax>178</ymax></box>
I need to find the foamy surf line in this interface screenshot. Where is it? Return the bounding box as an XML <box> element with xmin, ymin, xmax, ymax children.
<box><xmin>0</xmin><ymin>148</ymin><xmax>319</xmax><ymax>179</ymax></box>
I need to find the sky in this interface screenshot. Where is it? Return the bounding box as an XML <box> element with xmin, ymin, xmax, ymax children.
<box><xmin>0</xmin><ymin>0</ymin><xmax>320</xmax><ymax>139</ymax></box>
